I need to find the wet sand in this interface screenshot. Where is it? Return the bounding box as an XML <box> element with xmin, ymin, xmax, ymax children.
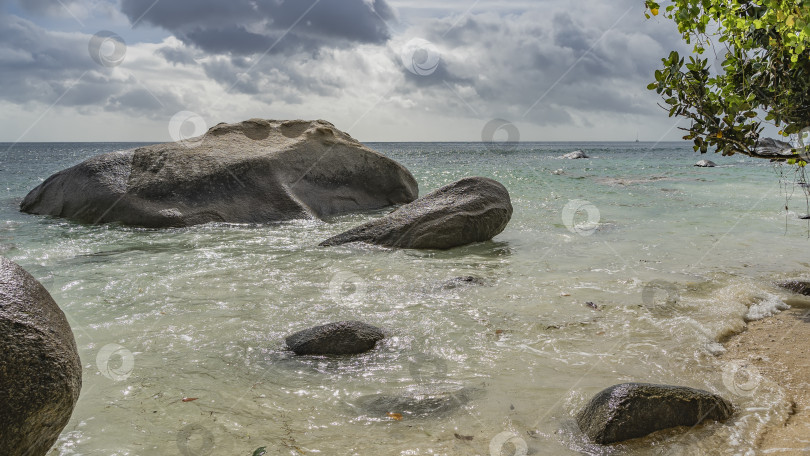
<box><xmin>721</xmin><ymin>296</ymin><xmax>810</xmax><ymax>454</ymax></box>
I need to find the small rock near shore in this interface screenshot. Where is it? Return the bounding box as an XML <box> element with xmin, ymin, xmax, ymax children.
<box><xmin>694</xmin><ymin>160</ymin><xmax>716</xmax><ymax>167</ymax></box>
<box><xmin>319</xmin><ymin>177</ymin><xmax>512</xmax><ymax>250</ymax></box>
<box><xmin>777</xmin><ymin>280</ymin><xmax>810</xmax><ymax>296</ymax></box>
<box><xmin>576</xmin><ymin>383</ymin><xmax>733</xmax><ymax>444</ymax></box>
<box><xmin>285</xmin><ymin>321</ymin><xmax>385</xmax><ymax>356</ymax></box>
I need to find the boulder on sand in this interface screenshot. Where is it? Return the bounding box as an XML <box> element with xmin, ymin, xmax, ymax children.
<box><xmin>576</xmin><ymin>383</ymin><xmax>732</xmax><ymax>444</ymax></box>
<box><xmin>319</xmin><ymin>177</ymin><xmax>512</xmax><ymax>250</ymax></box>
<box><xmin>20</xmin><ymin>119</ymin><xmax>418</xmax><ymax>227</ymax></box>
<box><xmin>285</xmin><ymin>321</ymin><xmax>385</xmax><ymax>356</ymax></box>
<box><xmin>0</xmin><ymin>257</ymin><xmax>82</xmax><ymax>456</ymax></box>
<box><xmin>694</xmin><ymin>160</ymin><xmax>716</xmax><ymax>167</ymax></box>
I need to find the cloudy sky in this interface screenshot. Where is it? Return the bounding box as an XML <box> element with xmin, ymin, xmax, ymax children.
<box><xmin>0</xmin><ymin>0</ymin><xmax>694</xmax><ymax>142</ymax></box>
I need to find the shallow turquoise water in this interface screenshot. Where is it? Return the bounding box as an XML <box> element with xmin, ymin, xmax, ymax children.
<box><xmin>1</xmin><ymin>142</ymin><xmax>809</xmax><ymax>455</ymax></box>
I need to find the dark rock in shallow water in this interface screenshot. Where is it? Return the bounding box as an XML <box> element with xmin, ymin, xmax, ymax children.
<box><xmin>319</xmin><ymin>177</ymin><xmax>512</xmax><ymax>250</ymax></box>
<box><xmin>0</xmin><ymin>257</ymin><xmax>82</xmax><ymax>456</ymax></box>
<box><xmin>354</xmin><ymin>386</ymin><xmax>477</xmax><ymax>419</ymax></box>
<box><xmin>694</xmin><ymin>160</ymin><xmax>716</xmax><ymax>167</ymax></box>
<box><xmin>576</xmin><ymin>383</ymin><xmax>732</xmax><ymax>444</ymax></box>
<box><xmin>777</xmin><ymin>280</ymin><xmax>810</xmax><ymax>296</ymax></box>
<box><xmin>440</xmin><ymin>276</ymin><xmax>487</xmax><ymax>290</ymax></box>
<box><xmin>20</xmin><ymin>119</ymin><xmax>418</xmax><ymax>227</ymax></box>
<box><xmin>285</xmin><ymin>321</ymin><xmax>384</xmax><ymax>356</ymax></box>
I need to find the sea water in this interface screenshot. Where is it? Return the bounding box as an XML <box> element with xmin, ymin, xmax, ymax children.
<box><xmin>1</xmin><ymin>141</ymin><xmax>809</xmax><ymax>455</ymax></box>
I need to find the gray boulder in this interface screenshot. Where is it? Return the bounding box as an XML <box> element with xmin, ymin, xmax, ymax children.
<box><xmin>577</xmin><ymin>383</ymin><xmax>732</xmax><ymax>444</ymax></box>
<box><xmin>777</xmin><ymin>280</ymin><xmax>810</xmax><ymax>296</ymax></box>
<box><xmin>563</xmin><ymin>150</ymin><xmax>589</xmax><ymax>159</ymax></box>
<box><xmin>20</xmin><ymin>119</ymin><xmax>418</xmax><ymax>227</ymax></box>
<box><xmin>285</xmin><ymin>321</ymin><xmax>384</xmax><ymax>356</ymax></box>
<box><xmin>319</xmin><ymin>177</ymin><xmax>512</xmax><ymax>250</ymax></box>
<box><xmin>694</xmin><ymin>160</ymin><xmax>716</xmax><ymax>167</ymax></box>
<box><xmin>756</xmin><ymin>138</ymin><xmax>794</xmax><ymax>157</ymax></box>
<box><xmin>0</xmin><ymin>257</ymin><xmax>82</xmax><ymax>455</ymax></box>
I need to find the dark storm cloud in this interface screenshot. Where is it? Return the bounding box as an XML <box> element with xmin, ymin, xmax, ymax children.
<box><xmin>120</xmin><ymin>0</ymin><xmax>397</xmax><ymax>55</ymax></box>
<box><xmin>388</xmin><ymin>4</ymin><xmax>689</xmax><ymax>125</ymax></box>
<box><xmin>0</xmin><ymin>13</ymin><xmax>188</xmax><ymax>117</ymax></box>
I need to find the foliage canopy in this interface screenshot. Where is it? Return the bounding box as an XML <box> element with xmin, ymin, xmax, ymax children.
<box><xmin>646</xmin><ymin>0</ymin><xmax>810</xmax><ymax>166</ymax></box>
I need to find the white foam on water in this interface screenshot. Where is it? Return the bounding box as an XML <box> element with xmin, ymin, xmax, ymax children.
<box><xmin>745</xmin><ymin>293</ymin><xmax>790</xmax><ymax>321</ymax></box>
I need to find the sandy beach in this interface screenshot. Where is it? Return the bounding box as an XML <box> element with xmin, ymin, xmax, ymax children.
<box><xmin>722</xmin><ymin>295</ymin><xmax>810</xmax><ymax>454</ymax></box>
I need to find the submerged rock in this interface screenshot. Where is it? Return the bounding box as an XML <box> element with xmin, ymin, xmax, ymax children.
<box><xmin>777</xmin><ymin>280</ymin><xmax>810</xmax><ymax>296</ymax></box>
<box><xmin>694</xmin><ymin>160</ymin><xmax>716</xmax><ymax>167</ymax></box>
<box><xmin>440</xmin><ymin>276</ymin><xmax>487</xmax><ymax>290</ymax></box>
<box><xmin>0</xmin><ymin>257</ymin><xmax>82</xmax><ymax>456</ymax></box>
<box><xmin>285</xmin><ymin>321</ymin><xmax>385</xmax><ymax>356</ymax></box>
<box><xmin>319</xmin><ymin>177</ymin><xmax>512</xmax><ymax>250</ymax></box>
<box><xmin>354</xmin><ymin>386</ymin><xmax>477</xmax><ymax>419</ymax></box>
<box><xmin>563</xmin><ymin>150</ymin><xmax>589</xmax><ymax>159</ymax></box>
<box><xmin>576</xmin><ymin>383</ymin><xmax>732</xmax><ymax>444</ymax></box>
<box><xmin>20</xmin><ymin>119</ymin><xmax>418</xmax><ymax>227</ymax></box>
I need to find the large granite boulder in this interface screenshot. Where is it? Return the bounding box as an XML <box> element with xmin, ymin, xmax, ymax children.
<box><xmin>285</xmin><ymin>321</ymin><xmax>385</xmax><ymax>356</ymax></box>
<box><xmin>0</xmin><ymin>257</ymin><xmax>82</xmax><ymax>455</ymax></box>
<box><xmin>576</xmin><ymin>383</ymin><xmax>732</xmax><ymax>444</ymax></box>
<box><xmin>20</xmin><ymin>119</ymin><xmax>418</xmax><ymax>227</ymax></box>
<box><xmin>319</xmin><ymin>177</ymin><xmax>512</xmax><ymax>250</ymax></box>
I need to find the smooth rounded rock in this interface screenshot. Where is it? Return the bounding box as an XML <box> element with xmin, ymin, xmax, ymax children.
<box><xmin>694</xmin><ymin>160</ymin><xmax>716</xmax><ymax>167</ymax></box>
<box><xmin>0</xmin><ymin>257</ymin><xmax>82</xmax><ymax>456</ymax></box>
<box><xmin>20</xmin><ymin>119</ymin><xmax>418</xmax><ymax>227</ymax></box>
<box><xmin>576</xmin><ymin>383</ymin><xmax>732</xmax><ymax>444</ymax></box>
<box><xmin>319</xmin><ymin>177</ymin><xmax>512</xmax><ymax>250</ymax></box>
<box><xmin>285</xmin><ymin>321</ymin><xmax>385</xmax><ymax>356</ymax></box>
